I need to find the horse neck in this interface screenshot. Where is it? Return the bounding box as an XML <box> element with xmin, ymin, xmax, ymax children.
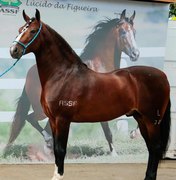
<box><xmin>88</xmin><ymin>48</ymin><xmax>121</xmax><ymax>73</ymax></box>
<box><xmin>114</xmin><ymin>44</ymin><xmax>122</xmax><ymax>69</ymax></box>
<box><xmin>96</xmin><ymin>51</ymin><xmax>113</xmax><ymax>72</ymax></box>
<box><xmin>94</xmin><ymin>28</ymin><xmax>122</xmax><ymax>71</ymax></box>
<box><xmin>34</xmin><ymin>25</ymin><xmax>83</xmax><ymax>85</ymax></box>
<box><xmin>83</xmin><ymin>31</ymin><xmax>122</xmax><ymax>72</ymax></box>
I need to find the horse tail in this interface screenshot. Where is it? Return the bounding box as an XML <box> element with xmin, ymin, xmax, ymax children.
<box><xmin>7</xmin><ymin>87</ymin><xmax>30</xmax><ymax>145</ymax></box>
<box><xmin>160</xmin><ymin>99</ymin><xmax>171</xmax><ymax>158</ymax></box>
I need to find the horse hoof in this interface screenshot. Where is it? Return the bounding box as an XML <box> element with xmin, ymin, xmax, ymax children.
<box><xmin>130</xmin><ymin>129</ymin><xmax>141</xmax><ymax>139</ymax></box>
<box><xmin>51</xmin><ymin>174</ymin><xmax>64</xmax><ymax>180</ymax></box>
<box><xmin>130</xmin><ymin>130</ymin><xmax>136</xmax><ymax>139</ymax></box>
<box><xmin>110</xmin><ymin>144</ymin><xmax>118</xmax><ymax>157</ymax></box>
<box><xmin>110</xmin><ymin>149</ymin><xmax>118</xmax><ymax>157</ymax></box>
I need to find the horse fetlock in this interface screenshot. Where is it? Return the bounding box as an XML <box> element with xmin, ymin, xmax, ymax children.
<box><xmin>42</xmin><ymin>130</ymin><xmax>53</xmax><ymax>148</ymax></box>
<box><xmin>110</xmin><ymin>144</ymin><xmax>118</xmax><ymax>157</ymax></box>
<box><xmin>144</xmin><ymin>172</ymin><xmax>157</xmax><ymax>180</ymax></box>
<box><xmin>52</xmin><ymin>165</ymin><xmax>64</xmax><ymax>180</ymax></box>
<box><xmin>46</xmin><ymin>140</ymin><xmax>53</xmax><ymax>149</ymax></box>
<box><xmin>42</xmin><ymin>130</ymin><xmax>52</xmax><ymax>141</ymax></box>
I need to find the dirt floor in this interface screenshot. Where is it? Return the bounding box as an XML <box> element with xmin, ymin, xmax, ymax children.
<box><xmin>0</xmin><ymin>161</ymin><xmax>176</xmax><ymax>180</ymax></box>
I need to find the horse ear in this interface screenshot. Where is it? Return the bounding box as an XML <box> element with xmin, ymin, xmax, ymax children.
<box><xmin>23</xmin><ymin>10</ymin><xmax>30</xmax><ymax>22</ymax></box>
<box><xmin>120</xmin><ymin>9</ymin><xmax>126</xmax><ymax>20</ymax></box>
<box><xmin>35</xmin><ymin>9</ymin><xmax>40</xmax><ymax>22</ymax></box>
<box><xmin>130</xmin><ymin>11</ymin><xmax>136</xmax><ymax>22</ymax></box>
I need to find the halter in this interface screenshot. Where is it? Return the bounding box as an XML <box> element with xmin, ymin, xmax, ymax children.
<box><xmin>13</xmin><ymin>22</ymin><xmax>42</xmax><ymax>55</ymax></box>
<box><xmin>0</xmin><ymin>22</ymin><xmax>42</xmax><ymax>78</ymax></box>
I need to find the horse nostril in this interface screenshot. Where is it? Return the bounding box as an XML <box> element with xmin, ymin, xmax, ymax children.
<box><xmin>133</xmin><ymin>51</ymin><xmax>137</xmax><ymax>57</ymax></box>
<box><xmin>132</xmin><ymin>50</ymin><xmax>140</xmax><ymax>58</ymax></box>
<box><xmin>14</xmin><ymin>47</ymin><xmax>18</xmax><ymax>53</ymax></box>
<box><xmin>11</xmin><ymin>46</ymin><xmax>20</xmax><ymax>55</ymax></box>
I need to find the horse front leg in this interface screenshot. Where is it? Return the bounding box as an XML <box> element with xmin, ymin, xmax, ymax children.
<box><xmin>50</xmin><ymin>117</ymin><xmax>70</xmax><ymax>180</ymax></box>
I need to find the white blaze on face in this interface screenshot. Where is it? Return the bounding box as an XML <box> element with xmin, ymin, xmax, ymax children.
<box><xmin>13</xmin><ymin>24</ymin><xmax>29</xmax><ymax>45</ymax></box>
<box><xmin>128</xmin><ymin>27</ymin><xmax>138</xmax><ymax>50</ymax></box>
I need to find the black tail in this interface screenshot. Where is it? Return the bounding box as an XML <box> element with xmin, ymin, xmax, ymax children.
<box><xmin>7</xmin><ymin>87</ymin><xmax>30</xmax><ymax>145</ymax></box>
<box><xmin>160</xmin><ymin>99</ymin><xmax>171</xmax><ymax>158</ymax></box>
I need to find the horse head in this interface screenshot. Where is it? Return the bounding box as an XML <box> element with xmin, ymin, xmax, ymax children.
<box><xmin>115</xmin><ymin>9</ymin><xmax>140</xmax><ymax>61</ymax></box>
<box><xmin>10</xmin><ymin>9</ymin><xmax>42</xmax><ymax>59</ymax></box>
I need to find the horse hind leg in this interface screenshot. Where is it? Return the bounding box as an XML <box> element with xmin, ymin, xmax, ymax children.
<box><xmin>144</xmin><ymin>125</ymin><xmax>162</xmax><ymax>180</ymax></box>
<box><xmin>133</xmin><ymin>112</ymin><xmax>163</xmax><ymax>180</ymax></box>
<box><xmin>44</xmin><ymin>120</ymin><xmax>52</xmax><ymax>136</ymax></box>
<box><xmin>26</xmin><ymin>112</ymin><xmax>53</xmax><ymax>148</ymax></box>
<box><xmin>100</xmin><ymin>122</ymin><xmax>117</xmax><ymax>156</ymax></box>
<box><xmin>44</xmin><ymin>120</ymin><xmax>53</xmax><ymax>149</ymax></box>
<box><xmin>143</xmin><ymin>101</ymin><xmax>170</xmax><ymax>180</ymax></box>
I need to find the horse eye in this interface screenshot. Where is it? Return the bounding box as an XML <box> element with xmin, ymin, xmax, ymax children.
<box><xmin>30</xmin><ymin>30</ymin><xmax>36</xmax><ymax>34</ymax></box>
<box><xmin>120</xmin><ymin>29</ymin><xmax>126</xmax><ymax>35</ymax></box>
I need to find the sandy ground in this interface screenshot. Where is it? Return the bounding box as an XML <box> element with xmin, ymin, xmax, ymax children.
<box><xmin>0</xmin><ymin>161</ymin><xmax>176</xmax><ymax>180</ymax></box>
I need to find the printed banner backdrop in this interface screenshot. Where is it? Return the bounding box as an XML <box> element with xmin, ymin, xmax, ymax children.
<box><xmin>0</xmin><ymin>0</ymin><xmax>170</xmax><ymax>163</ymax></box>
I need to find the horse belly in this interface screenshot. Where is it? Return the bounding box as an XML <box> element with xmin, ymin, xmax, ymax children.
<box><xmin>74</xmin><ymin>109</ymin><xmax>126</xmax><ymax>123</ymax></box>
<box><xmin>73</xmin><ymin>88</ymin><xmax>133</xmax><ymax>122</ymax></box>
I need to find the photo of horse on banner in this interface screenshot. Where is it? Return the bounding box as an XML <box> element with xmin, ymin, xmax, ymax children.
<box><xmin>10</xmin><ymin>9</ymin><xmax>170</xmax><ymax>180</ymax></box>
<box><xmin>6</xmin><ymin>9</ymin><xmax>139</xmax><ymax>157</ymax></box>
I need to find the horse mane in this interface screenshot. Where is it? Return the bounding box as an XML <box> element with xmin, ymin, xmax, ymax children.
<box><xmin>44</xmin><ymin>23</ymin><xmax>83</xmax><ymax>65</ymax></box>
<box><xmin>80</xmin><ymin>17</ymin><xmax>133</xmax><ymax>62</ymax></box>
<box><xmin>43</xmin><ymin>16</ymin><xmax>133</xmax><ymax>65</ymax></box>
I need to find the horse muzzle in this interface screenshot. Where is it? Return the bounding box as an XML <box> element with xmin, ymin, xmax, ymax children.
<box><xmin>130</xmin><ymin>49</ymin><xmax>140</xmax><ymax>62</ymax></box>
<box><xmin>10</xmin><ymin>44</ymin><xmax>24</xmax><ymax>59</ymax></box>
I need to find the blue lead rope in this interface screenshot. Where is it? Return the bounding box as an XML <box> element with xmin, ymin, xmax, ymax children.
<box><xmin>0</xmin><ymin>23</ymin><xmax>42</xmax><ymax>78</ymax></box>
<box><xmin>0</xmin><ymin>58</ymin><xmax>20</xmax><ymax>78</ymax></box>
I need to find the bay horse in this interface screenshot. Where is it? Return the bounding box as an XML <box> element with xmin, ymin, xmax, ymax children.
<box><xmin>7</xmin><ymin>9</ymin><xmax>139</xmax><ymax>156</ymax></box>
<box><xmin>10</xmin><ymin>10</ymin><xmax>170</xmax><ymax>180</ymax></box>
